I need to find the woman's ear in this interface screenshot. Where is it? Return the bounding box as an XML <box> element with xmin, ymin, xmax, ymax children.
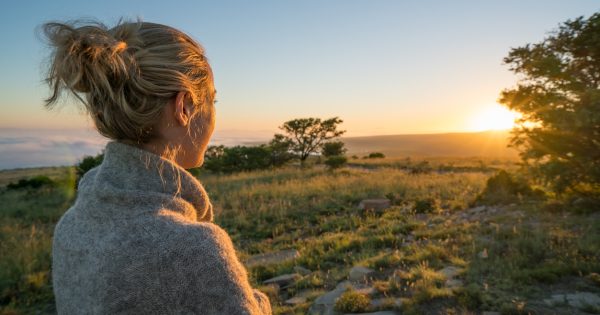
<box><xmin>173</xmin><ymin>91</ymin><xmax>190</xmax><ymax>127</ymax></box>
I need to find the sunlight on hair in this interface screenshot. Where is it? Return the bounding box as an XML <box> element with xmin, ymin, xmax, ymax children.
<box><xmin>468</xmin><ymin>103</ymin><xmax>520</xmax><ymax>132</ymax></box>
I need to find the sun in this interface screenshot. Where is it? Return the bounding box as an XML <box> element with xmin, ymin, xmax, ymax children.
<box><xmin>468</xmin><ymin>104</ymin><xmax>520</xmax><ymax>132</ymax></box>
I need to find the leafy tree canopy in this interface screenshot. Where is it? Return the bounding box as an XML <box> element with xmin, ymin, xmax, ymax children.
<box><xmin>321</xmin><ymin>141</ymin><xmax>347</xmax><ymax>158</ymax></box>
<box><xmin>499</xmin><ymin>12</ymin><xmax>600</xmax><ymax>194</ymax></box>
<box><xmin>276</xmin><ymin>117</ymin><xmax>346</xmax><ymax>164</ymax></box>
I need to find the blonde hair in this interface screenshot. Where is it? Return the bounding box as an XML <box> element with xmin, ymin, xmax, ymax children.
<box><xmin>40</xmin><ymin>17</ymin><xmax>215</xmax><ymax>147</ymax></box>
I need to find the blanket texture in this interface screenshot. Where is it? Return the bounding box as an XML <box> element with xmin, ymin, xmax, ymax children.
<box><xmin>52</xmin><ymin>140</ymin><xmax>271</xmax><ymax>314</ymax></box>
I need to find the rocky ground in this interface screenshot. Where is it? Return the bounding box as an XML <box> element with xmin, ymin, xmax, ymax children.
<box><xmin>244</xmin><ymin>200</ymin><xmax>600</xmax><ymax>315</ymax></box>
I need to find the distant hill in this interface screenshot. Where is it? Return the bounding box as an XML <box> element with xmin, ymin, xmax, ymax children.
<box><xmin>341</xmin><ymin>130</ymin><xmax>519</xmax><ymax>158</ymax></box>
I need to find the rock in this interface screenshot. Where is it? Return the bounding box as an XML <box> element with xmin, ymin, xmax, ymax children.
<box><xmin>482</xmin><ymin>312</ymin><xmax>501</xmax><ymax>315</ymax></box>
<box><xmin>349</xmin><ymin>266</ymin><xmax>375</xmax><ymax>282</ymax></box>
<box><xmin>468</xmin><ymin>206</ymin><xmax>486</xmax><ymax>214</ymax></box>
<box><xmin>370</xmin><ymin>297</ymin><xmax>403</xmax><ymax>308</ymax></box>
<box><xmin>343</xmin><ymin>312</ymin><xmax>399</xmax><ymax>315</ymax></box>
<box><xmin>545</xmin><ymin>292</ymin><xmax>600</xmax><ymax>308</ymax></box>
<box><xmin>437</xmin><ymin>266</ymin><xmax>463</xmax><ymax>279</ymax></box>
<box><xmin>285</xmin><ymin>296</ymin><xmax>307</xmax><ymax>305</ymax></box>
<box><xmin>445</xmin><ymin>279</ymin><xmax>464</xmax><ymax>289</ymax></box>
<box><xmin>294</xmin><ymin>265</ymin><xmax>312</xmax><ymax>275</ymax></box>
<box><xmin>308</xmin><ymin>281</ymin><xmax>379</xmax><ymax>315</ymax></box>
<box><xmin>309</xmin><ymin>281</ymin><xmax>352</xmax><ymax>315</ymax></box>
<box><xmin>263</xmin><ymin>273</ymin><xmax>301</xmax><ymax>287</ymax></box>
<box><xmin>358</xmin><ymin>199</ymin><xmax>391</xmax><ymax>212</ymax></box>
<box><xmin>245</xmin><ymin>249</ymin><xmax>300</xmax><ymax>268</ymax></box>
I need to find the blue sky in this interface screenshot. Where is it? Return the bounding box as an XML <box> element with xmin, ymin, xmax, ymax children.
<box><xmin>0</xmin><ymin>0</ymin><xmax>598</xmax><ymax>137</ymax></box>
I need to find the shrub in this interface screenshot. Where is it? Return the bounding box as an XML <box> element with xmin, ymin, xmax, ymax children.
<box><xmin>368</xmin><ymin>152</ymin><xmax>385</xmax><ymax>159</ymax></box>
<box><xmin>325</xmin><ymin>155</ymin><xmax>347</xmax><ymax>170</ymax></box>
<box><xmin>475</xmin><ymin>170</ymin><xmax>543</xmax><ymax>206</ymax></box>
<box><xmin>203</xmin><ymin>142</ymin><xmax>297</xmax><ymax>174</ymax></box>
<box><xmin>6</xmin><ymin>176</ymin><xmax>55</xmax><ymax>190</ymax></box>
<box><xmin>569</xmin><ymin>196</ymin><xmax>600</xmax><ymax>214</ymax></box>
<box><xmin>410</xmin><ymin>160</ymin><xmax>432</xmax><ymax>174</ymax></box>
<box><xmin>334</xmin><ymin>287</ymin><xmax>371</xmax><ymax>313</ymax></box>
<box><xmin>413</xmin><ymin>197</ymin><xmax>440</xmax><ymax>214</ymax></box>
<box><xmin>203</xmin><ymin>145</ymin><xmax>272</xmax><ymax>173</ymax></box>
<box><xmin>455</xmin><ymin>284</ymin><xmax>483</xmax><ymax>309</ymax></box>
<box><xmin>322</xmin><ymin>141</ymin><xmax>347</xmax><ymax>157</ymax></box>
<box><xmin>75</xmin><ymin>153</ymin><xmax>104</xmax><ymax>187</ymax></box>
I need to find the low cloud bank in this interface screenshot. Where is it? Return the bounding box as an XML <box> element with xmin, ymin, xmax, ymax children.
<box><xmin>0</xmin><ymin>128</ymin><xmax>272</xmax><ymax>170</ymax></box>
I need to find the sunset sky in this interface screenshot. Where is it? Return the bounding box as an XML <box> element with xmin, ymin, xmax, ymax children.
<box><xmin>0</xmin><ymin>0</ymin><xmax>598</xmax><ymax>138</ymax></box>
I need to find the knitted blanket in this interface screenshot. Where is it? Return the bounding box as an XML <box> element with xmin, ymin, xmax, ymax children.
<box><xmin>52</xmin><ymin>140</ymin><xmax>271</xmax><ymax>314</ymax></box>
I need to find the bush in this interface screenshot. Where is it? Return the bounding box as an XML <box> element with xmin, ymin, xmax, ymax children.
<box><xmin>203</xmin><ymin>145</ymin><xmax>273</xmax><ymax>173</ymax></box>
<box><xmin>570</xmin><ymin>196</ymin><xmax>600</xmax><ymax>214</ymax></box>
<box><xmin>455</xmin><ymin>284</ymin><xmax>483</xmax><ymax>309</ymax></box>
<box><xmin>6</xmin><ymin>176</ymin><xmax>55</xmax><ymax>190</ymax></box>
<box><xmin>75</xmin><ymin>153</ymin><xmax>104</xmax><ymax>187</ymax></box>
<box><xmin>410</xmin><ymin>160</ymin><xmax>432</xmax><ymax>174</ymax></box>
<box><xmin>413</xmin><ymin>198</ymin><xmax>440</xmax><ymax>214</ymax></box>
<box><xmin>322</xmin><ymin>141</ymin><xmax>347</xmax><ymax>157</ymax></box>
<box><xmin>202</xmin><ymin>141</ymin><xmax>297</xmax><ymax>174</ymax></box>
<box><xmin>368</xmin><ymin>152</ymin><xmax>385</xmax><ymax>159</ymax></box>
<box><xmin>475</xmin><ymin>170</ymin><xmax>543</xmax><ymax>206</ymax></box>
<box><xmin>334</xmin><ymin>287</ymin><xmax>371</xmax><ymax>313</ymax></box>
<box><xmin>325</xmin><ymin>155</ymin><xmax>347</xmax><ymax>170</ymax></box>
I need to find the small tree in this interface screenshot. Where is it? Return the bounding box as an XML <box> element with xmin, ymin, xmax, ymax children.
<box><xmin>322</xmin><ymin>140</ymin><xmax>348</xmax><ymax>170</ymax></box>
<box><xmin>499</xmin><ymin>13</ymin><xmax>600</xmax><ymax>195</ymax></box>
<box><xmin>268</xmin><ymin>134</ymin><xmax>295</xmax><ymax>166</ymax></box>
<box><xmin>276</xmin><ymin>117</ymin><xmax>346</xmax><ymax>165</ymax></box>
<box><xmin>321</xmin><ymin>141</ymin><xmax>347</xmax><ymax>157</ymax></box>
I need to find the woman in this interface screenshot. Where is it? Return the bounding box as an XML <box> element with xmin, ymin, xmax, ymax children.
<box><xmin>41</xmin><ymin>18</ymin><xmax>272</xmax><ymax>314</ymax></box>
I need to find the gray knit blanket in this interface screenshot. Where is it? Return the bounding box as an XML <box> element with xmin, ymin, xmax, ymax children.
<box><xmin>52</xmin><ymin>140</ymin><xmax>271</xmax><ymax>314</ymax></box>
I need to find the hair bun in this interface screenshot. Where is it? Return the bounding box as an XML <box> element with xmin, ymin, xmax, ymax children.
<box><xmin>42</xmin><ymin>20</ymin><xmax>132</xmax><ymax>94</ymax></box>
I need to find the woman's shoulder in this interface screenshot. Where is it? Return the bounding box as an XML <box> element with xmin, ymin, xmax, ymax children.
<box><xmin>168</xmin><ymin>220</ymin><xmax>235</xmax><ymax>252</ymax></box>
<box><xmin>155</xmin><ymin>221</ymin><xmax>246</xmax><ymax>277</ymax></box>
<box><xmin>76</xmin><ymin>165</ymin><xmax>101</xmax><ymax>191</ymax></box>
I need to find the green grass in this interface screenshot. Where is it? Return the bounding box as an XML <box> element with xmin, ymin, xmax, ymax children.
<box><xmin>1</xmin><ymin>159</ymin><xmax>599</xmax><ymax>315</ymax></box>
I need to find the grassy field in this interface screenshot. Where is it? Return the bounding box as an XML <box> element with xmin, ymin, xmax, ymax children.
<box><xmin>0</xmin><ymin>158</ymin><xmax>599</xmax><ymax>314</ymax></box>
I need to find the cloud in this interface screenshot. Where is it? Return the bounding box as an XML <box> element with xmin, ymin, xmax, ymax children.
<box><xmin>0</xmin><ymin>128</ymin><xmax>108</xmax><ymax>170</ymax></box>
<box><xmin>0</xmin><ymin>128</ymin><xmax>274</xmax><ymax>170</ymax></box>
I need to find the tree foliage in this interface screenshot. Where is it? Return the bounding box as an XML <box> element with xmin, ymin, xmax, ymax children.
<box><xmin>7</xmin><ymin>176</ymin><xmax>56</xmax><ymax>190</ymax></box>
<box><xmin>268</xmin><ymin>134</ymin><xmax>296</xmax><ymax>166</ymax></box>
<box><xmin>76</xmin><ymin>152</ymin><xmax>104</xmax><ymax>188</ymax></box>
<box><xmin>321</xmin><ymin>141</ymin><xmax>347</xmax><ymax>158</ymax></box>
<box><xmin>321</xmin><ymin>140</ymin><xmax>348</xmax><ymax>170</ymax></box>
<box><xmin>202</xmin><ymin>139</ymin><xmax>296</xmax><ymax>174</ymax></box>
<box><xmin>276</xmin><ymin>117</ymin><xmax>346</xmax><ymax>164</ymax></box>
<box><xmin>499</xmin><ymin>13</ymin><xmax>600</xmax><ymax>194</ymax></box>
<box><xmin>202</xmin><ymin>145</ymin><xmax>271</xmax><ymax>173</ymax></box>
